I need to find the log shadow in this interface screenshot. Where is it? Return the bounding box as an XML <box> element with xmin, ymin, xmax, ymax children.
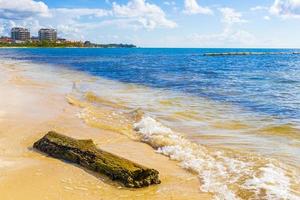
<box><xmin>28</xmin><ymin>146</ymin><xmax>136</xmax><ymax>190</ymax></box>
<box><xmin>28</xmin><ymin>132</ymin><xmax>161</xmax><ymax>189</ymax></box>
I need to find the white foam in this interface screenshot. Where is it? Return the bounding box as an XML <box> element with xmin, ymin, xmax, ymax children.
<box><xmin>134</xmin><ymin>116</ymin><xmax>173</xmax><ymax>136</ymax></box>
<box><xmin>134</xmin><ymin>116</ymin><xmax>300</xmax><ymax>200</ymax></box>
<box><xmin>134</xmin><ymin>116</ymin><xmax>181</xmax><ymax>148</ymax></box>
<box><xmin>243</xmin><ymin>163</ymin><xmax>299</xmax><ymax>200</ymax></box>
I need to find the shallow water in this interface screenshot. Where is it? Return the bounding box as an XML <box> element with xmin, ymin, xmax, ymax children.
<box><xmin>0</xmin><ymin>48</ymin><xmax>300</xmax><ymax>199</ymax></box>
<box><xmin>1</xmin><ymin>48</ymin><xmax>299</xmax><ymax>122</ymax></box>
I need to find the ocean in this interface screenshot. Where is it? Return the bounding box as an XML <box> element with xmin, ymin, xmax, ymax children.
<box><xmin>0</xmin><ymin>48</ymin><xmax>299</xmax><ymax>199</ymax></box>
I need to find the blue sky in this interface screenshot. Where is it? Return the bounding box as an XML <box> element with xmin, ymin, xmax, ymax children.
<box><xmin>0</xmin><ymin>0</ymin><xmax>300</xmax><ymax>47</ymax></box>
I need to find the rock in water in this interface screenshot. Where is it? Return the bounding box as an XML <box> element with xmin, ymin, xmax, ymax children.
<box><xmin>33</xmin><ymin>131</ymin><xmax>161</xmax><ymax>188</ymax></box>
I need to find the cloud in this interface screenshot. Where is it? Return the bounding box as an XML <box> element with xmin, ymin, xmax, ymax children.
<box><xmin>183</xmin><ymin>0</ymin><xmax>213</xmax><ymax>15</ymax></box>
<box><xmin>0</xmin><ymin>0</ymin><xmax>177</xmax><ymax>41</ymax></box>
<box><xmin>44</xmin><ymin>8</ymin><xmax>113</xmax><ymax>39</ymax></box>
<box><xmin>180</xmin><ymin>7</ymin><xmax>255</xmax><ymax>47</ymax></box>
<box><xmin>48</xmin><ymin>0</ymin><xmax>179</xmax><ymax>38</ymax></box>
<box><xmin>169</xmin><ymin>7</ymin><xmax>255</xmax><ymax>47</ymax></box>
<box><xmin>0</xmin><ymin>0</ymin><xmax>176</xmax><ymax>31</ymax></box>
<box><xmin>270</xmin><ymin>0</ymin><xmax>300</xmax><ymax>18</ymax></box>
<box><xmin>0</xmin><ymin>6</ymin><xmax>110</xmax><ymax>39</ymax></box>
<box><xmin>112</xmin><ymin>0</ymin><xmax>177</xmax><ymax>29</ymax></box>
<box><xmin>0</xmin><ymin>20</ymin><xmax>16</xmax><ymax>35</ymax></box>
<box><xmin>186</xmin><ymin>28</ymin><xmax>256</xmax><ymax>47</ymax></box>
<box><xmin>250</xmin><ymin>6</ymin><xmax>269</xmax><ymax>11</ymax></box>
<box><xmin>163</xmin><ymin>1</ymin><xmax>176</xmax><ymax>6</ymax></box>
<box><xmin>0</xmin><ymin>0</ymin><xmax>50</xmax><ymax>19</ymax></box>
<box><xmin>219</xmin><ymin>7</ymin><xmax>247</xmax><ymax>25</ymax></box>
<box><xmin>53</xmin><ymin>8</ymin><xmax>110</xmax><ymax>18</ymax></box>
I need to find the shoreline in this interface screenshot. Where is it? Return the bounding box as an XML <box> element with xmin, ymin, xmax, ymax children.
<box><xmin>0</xmin><ymin>59</ymin><xmax>211</xmax><ymax>200</ymax></box>
<box><xmin>0</xmin><ymin>47</ymin><xmax>137</xmax><ymax>49</ymax></box>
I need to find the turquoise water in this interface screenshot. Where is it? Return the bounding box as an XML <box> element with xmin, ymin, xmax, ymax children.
<box><xmin>0</xmin><ymin>48</ymin><xmax>299</xmax><ymax>124</ymax></box>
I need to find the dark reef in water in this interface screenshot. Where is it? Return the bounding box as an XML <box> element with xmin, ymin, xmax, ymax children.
<box><xmin>204</xmin><ymin>52</ymin><xmax>300</xmax><ymax>56</ymax></box>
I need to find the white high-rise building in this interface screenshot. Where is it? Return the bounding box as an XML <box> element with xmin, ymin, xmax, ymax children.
<box><xmin>11</xmin><ymin>27</ymin><xmax>30</xmax><ymax>41</ymax></box>
<box><xmin>38</xmin><ymin>29</ymin><xmax>57</xmax><ymax>41</ymax></box>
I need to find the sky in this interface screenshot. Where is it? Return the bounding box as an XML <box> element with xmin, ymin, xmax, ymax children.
<box><xmin>0</xmin><ymin>0</ymin><xmax>300</xmax><ymax>47</ymax></box>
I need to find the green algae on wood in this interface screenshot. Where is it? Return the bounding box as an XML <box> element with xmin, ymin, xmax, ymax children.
<box><xmin>33</xmin><ymin>131</ymin><xmax>161</xmax><ymax>188</ymax></box>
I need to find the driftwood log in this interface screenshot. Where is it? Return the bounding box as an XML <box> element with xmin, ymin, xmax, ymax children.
<box><xmin>33</xmin><ymin>131</ymin><xmax>161</xmax><ymax>188</ymax></box>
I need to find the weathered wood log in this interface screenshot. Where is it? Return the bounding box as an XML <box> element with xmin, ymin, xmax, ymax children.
<box><xmin>33</xmin><ymin>131</ymin><xmax>161</xmax><ymax>188</ymax></box>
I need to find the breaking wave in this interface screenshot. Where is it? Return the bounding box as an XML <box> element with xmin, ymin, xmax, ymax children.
<box><xmin>134</xmin><ymin>116</ymin><xmax>300</xmax><ymax>200</ymax></box>
<box><xmin>67</xmin><ymin>90</ymin><xmax>300</xmax><ymax>200</ymax></box>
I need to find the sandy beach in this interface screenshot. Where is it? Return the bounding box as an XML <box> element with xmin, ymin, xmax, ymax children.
<box><xmin>0</xmin><ymin>60</ymin><xmax>212</xmax><ymax>200</ymax></box>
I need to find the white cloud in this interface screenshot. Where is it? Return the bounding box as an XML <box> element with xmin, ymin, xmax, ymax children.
<box><xmin>112</xmin><ymin>0</ymin><xmax>177</xmax><ymax>29</ymax></box>
<box><xmin>250</xmin><ymin>6</ymin><xmax>268</xmax><ymax>11</ymax></box>
<box><xmin>0</xmin><ymin>0</ymin><xmax>50</xmax><ymax>19</ymax></box>
<box><xmin>48</xmin><ymin>0</ymin><xmax>178</xmax><ymax>38</ymax></box>
<box><xmin>186</xmin><ymin>28</ymin><xmax>256</xmax><ymax>47</ymax></box>
<box><xmin>179</xmin><ymin>7</ymin><xmax>254</xmax><ymax>47</ymax></box>
<box><xmin>53</xmin><ymin>8</ymin><xmax>110</xmax><ymax>18</ymax></box>
<box><xmin>0</xmin><ymin>6</ymin><xmax>110</xmax><ymax>39</ymax></box>
<box><xmin>270</xmin><ymin>0</ymin><xmax>300</xmax><ymax>18</ymax></box>
<box><xmin>0</xmin><ymin>0</ymin><xmax>177</xmax><ymax>41</ymax></box>
<box><xmin>163</xmin><ymin>1</ymin><xmax>176</xmax><ymax>6</ymax></box>
<box><xmin>0</xmin><ymin>20</ymin><xmax>15</xmax><ymax>35</ymax></box>
<box><xmin>264</xmin><ymin>16</ymin><xmax>271</xmax><ymax>20</ymax></box>
<box><xmin>170</xmin><ymin>7</ymin><xmax>255</xmax><ymax>47</ymax></box>
<box><xmin>50</xmin><ymin>8</ymin><xmax>113</xmax><ymax>39</ymax></box>
<box><xmin>183</xmin><ymin>0</ymin><xmax>213</xmax><ymax>15</ymax></box>
<box><xmin>219</xmin><ymin>7</ymin><xmax>247</xmax><ymax>25</ymax></box>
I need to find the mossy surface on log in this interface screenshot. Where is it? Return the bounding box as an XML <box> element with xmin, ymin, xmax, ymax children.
<box><xmin>33</xmin><ymin>131</ymin><xmax>161</xmax><ymax>188</ymax></box>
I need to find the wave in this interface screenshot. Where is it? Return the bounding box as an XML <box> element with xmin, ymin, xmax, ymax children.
<box><xmin>85</xmin><ymin>91</ymin><xmax>127</xmax><ymax>109</ymax></box>
<box><xmin>67</xmin><ymin>90</ymin><xmax>300</xmax><ymax>199</ymax></box>
<box><xmin>67</xmin><ymin>94</ymin><xmax>140</xmax><ymax>140</ymax></box>
<box><xmin>204</xmin><ymin>52</ymin><xmax>300</xmax><ymax>56</ymax></box>
<box><xmin>134</xmin><ymin>116</ymin><xmax>300</xmax><ymax>200</ymax></box>
<box><xmin>258</xmin><ymin>124</ymin><xmax>300</xmax><ymax>140</ymax></box>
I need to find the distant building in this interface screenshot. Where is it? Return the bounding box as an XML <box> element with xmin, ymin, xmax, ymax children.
<box><xmin>56</xmin><ymin>38</ymin><xmax>66</xmax><ymax>43</ymax></box>
<box><xmin>31</xmin><ymin>36</ymin><xmax>39</xmax><ymax>42</ymax></box>
<box><xmin>0</xmin><ymin>36</ymin><xmax>13</xmax><ymax>43</ymax></box>
<box><xmin>39</xmin><ymin>28</ymin><xmax>57</xmax><ymax>41</ymax></box>
<box><xmin>84</xmin><ymin>41</ymin><xmax>92</xmax><ymax>47</ymax></box>
<box><xmin>11</xmin><ymin>27</ymin><xmax>30</xmax><ymax>41</ymax></box>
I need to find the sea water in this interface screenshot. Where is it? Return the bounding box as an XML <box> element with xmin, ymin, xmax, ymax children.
<box><xmin>0</xmin><ymin>48</ymin><xmax>299</xmax><ymax>199</ymax></box>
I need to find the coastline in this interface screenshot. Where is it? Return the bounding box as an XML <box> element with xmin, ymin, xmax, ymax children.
<box><xmin>0</xmin><ymin>59</ymin><xmax>211</xmax><ymax>200</ymax></box>
<box><xmin>0</xmin><ymin>47</ymin><xmax>136</xmax><ymax>49</ymax></box>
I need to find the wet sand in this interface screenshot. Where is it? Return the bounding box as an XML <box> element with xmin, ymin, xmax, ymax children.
<box><xmin>0</xmin><ymin>61</ymin><xmax>211</xmax><ymax>199</ymax></box>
